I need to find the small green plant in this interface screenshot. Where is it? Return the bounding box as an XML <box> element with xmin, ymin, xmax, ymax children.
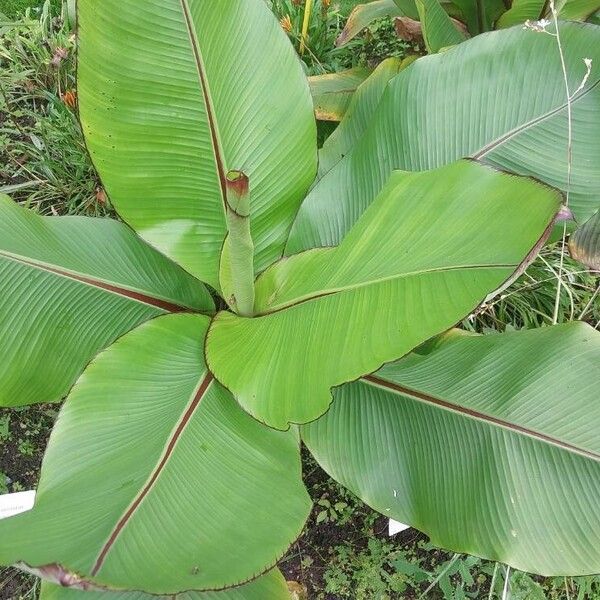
<box><xmin>0</xmin><ymin>415</ymin><xmax>10</xmax><ymax>442</ymax></box>
<box><xmin>269</xmin><ymin>0</ymin><xmax>355</xmax><ymax>73</ymax></box>
<box><xmin>315</xmin><ymin>496</ymin><xmax>351</xmax><ymax>525</ymax></box>
<box><xmin>324</xmin><ymin>538</ymin><xmax>412</xmax><ymax>598</ymax></box>
<box><xmin>0</xmin><ymin>1</ymin><xmax>104</xmax><ymax>215</ymax></box>
<box><xmin>0</xmin><ymin>0</ymin><xmax>60</xmax><ymax>19</ymax></box>
<box><xmin>17</xmin><ymin>438</ymin><xmax>35</xmax><ymax>457</ymax></box>
<box><xmin>0</xmin><ymin>2</ymin><xmax>599</xmax><ymax>600</ymax></box>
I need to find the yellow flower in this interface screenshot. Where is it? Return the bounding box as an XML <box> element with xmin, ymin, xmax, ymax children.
<box><xmin>280</xmin><ymin>15</ymin><xmax>292</xmax><ymax>33</ymax></box>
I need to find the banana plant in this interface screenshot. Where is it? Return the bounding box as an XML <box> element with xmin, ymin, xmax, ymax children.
<box><xmin>336</xmin><ymin>0</ymin><xmax>600</xmax><ymax>48</ymax></box>
<box><xmin>1</xmin><ymin>1</ymin><xmax>600</xmax><ymax>598</ymax></box>
<box><xmin>291</xmin><ymin>21</ymin><xmax>600</xmax><ymax>253</ymax></box>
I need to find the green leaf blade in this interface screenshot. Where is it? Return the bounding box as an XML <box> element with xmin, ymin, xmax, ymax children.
<box><xmin>0</xmin><ymin>196</ymin><xmax>212</xmax><ymax>408</ymax></box>
<box><xmin>415</xmin><ymin>0</ymin><xmax>467</xmax><ymax>52</ymax></box>
<box><xmin>78</xmin><ymin>0</ymin><xmax>317</xmax><ymax>289</ymax></box>
<box><xmin>207</xmin><ymin>161</ymin><xmax>561</xmax><ymax>430</ymax></box>
<box><xmin>0</xmin><ymin>314</ymin><xmax>310</xmax><ymax>593</ymax></box>
<box><xmin>308</xmin><ymin>67</ymin><xmax>373</xmax><ymax>122</ymax></box>
<box><xmin>318</xmin><ymin>57</ymin><xmax>411</xmax><ymax>179</ymax></box>
<box><xmin>570</xmin><ymin>209</ymin><xmax>600</xmax><ymax>269</ymax></box>
<box><xmin>39</xmin><ymin>568</ymin><xmax>292</xmax><ymax>599</ymax></box>
<box><xmin>287</xmin><ymin>23</ymin><xmax>600</xmax><ymax>254</ymax></box>
<box><xmin>302</xmin><ymin>323</ymin><xmax>600</xmax><ymax>575</ymax></box>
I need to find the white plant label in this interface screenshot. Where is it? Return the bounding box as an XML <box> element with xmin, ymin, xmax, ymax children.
<box><xmin>0</xmin><ymin>490</ymin><xmax>36</xmax><ymax>520</ymax></box>
<box><xmin>389</xmin><ymin>519</ymin><xmax>410</xmax><ymax>536</ymax></box>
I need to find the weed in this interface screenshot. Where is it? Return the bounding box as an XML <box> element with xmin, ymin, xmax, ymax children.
<box><xmin>0</xmin><ymin>1</ymin><xmax>107</xmax><ymax>216</ymax></box>
<box><xmin>467</xmin><ymin>245</ymin><xmax>599</xmax><ymax>332</ymax></box>
<box><xmin>0</xmin><ymin>415</ymin><xmax>10</xmax><ymax>442</ymax></box>
<box><xmin>0</xmin><ymin>0</ymin><xmax>59</xmax><ymax>19</ymax></box>
<box><xmin>17</xmin><ymin>439</ymin><xmax>34</xmax><ymax>456</ymax></box>
<box><xmin>354</xmin><ymin>17</ymin><xmax>415</xmax><ymax>66</ymax></box>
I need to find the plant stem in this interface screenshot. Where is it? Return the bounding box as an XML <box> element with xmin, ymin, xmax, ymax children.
<box><xmin>419</xmin><ymin>553</ymin><xmax>460</xmax><ymax>598</ymax></box>
<box><xmin>225</xmin><ymin>171</ymin><xmax>255</xmax><ymax>317</ymax></box>
<box><xmin>488</xmin><ymin>563</ymin><xmax>499</xmax><ymax>599</ymax></box>
<box><xmin>300</xmin><ymin>0</ymin><xmax>313</xmax><ymax>55</ymax></box>
<box><xmin>579</xmin><ymin>283</ymin><xmax>600</xmax><ymax>320</ymax></box>
<box><xmin>502</xmin><ymin>565</ymin><xmax>511</xmax><ymax>600</ymax></box>
<box><xmin>549</xmin><ymin>1</ymin><xmax>572</xmax><ymax>326</ymax></box>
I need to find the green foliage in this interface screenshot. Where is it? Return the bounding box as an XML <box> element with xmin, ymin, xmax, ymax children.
<box><xmin>269</xmin><ymin>0</ymin><xmax>355</xmax><ymax>73</ymax></box>
<box><xmin>0</xmin><ymin>0</ymin><xmax>59</xmax><ymax>19</ymax></box>
<box><xmin>0</xmin><ymin>2</ymin><xmax>103</xmax><ymax>215</ymax></box>
<box><xmin>354</xmin><ymin>16</ymin><xmax>413</xmax><ymax>63</ymax></box>
<box><xmin>269</xmin><ymin>0</ymin><xmax>411</xmax><ymax>73</ymax></box>
<box><xmin>0</xmin><ymin>0</ymin><xmax>599</xmax><ymax>597</ymax></box>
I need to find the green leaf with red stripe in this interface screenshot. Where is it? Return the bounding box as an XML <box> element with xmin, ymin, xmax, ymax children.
<box><xmin>0</xmin><ymin>195</ymin><xmax>212</xmax><ymax>408</ymax></box>
<box><xmin>39</xmin><ymin>569</ymin><xmax>291</xmax><ymax>600</ymax></box>
<box><xmin>287</xmin><ymin>23</ymin><xmax>600</xmax><ymax>254</ymax></box>
<box><xmin>206</xmin><ymin>161</ymin><xmax>561</xmax><ymax>430</ymax></box>
<box><xmin>78</xmin><ymin>0</ymin><xmax>317</xmax><ymax>291</ymax></box>
<box><xmin>0</xmin><ymin>314</ymin><xmax>310</xmax><ymax>594</ymax></box>
<box><xmin>302</xmin><ymin>322</ymin><xmax>600</xmax><ymax>575</ymax></box>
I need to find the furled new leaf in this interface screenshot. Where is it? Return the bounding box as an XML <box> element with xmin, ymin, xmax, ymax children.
<box><xmin>570</xmin><ymin>210</ymin><xmax>600</xmax><ymax>269</ymax></box>
<box><xmin>302</xmin><ymin>322</ymin><xmax>600</xmax><ymax>575</ymax></box>
<box><xmin>78</xmin><ymin>0</ymin><xmax>317</xmax><ymax>290</ymax></box>
<box><xmin>287</xmin><ymin>23</ymin><xmax>600</xmax><ymax>254</ymax></box>
<box><xmin>308</xmin><ymin>67</ymin><xmax>372</xmax><ymax>122</ymax></box>
<box><xmin>0</xmin><ymin>195</ymin><xmax>212</xmax><ymax>408</ymax></box>
<box><xmin>206</xmin><ymin>161</ymin><xmax>561</xmax><ymax>430</ymax></box>
<box><xmin>39</xmin><ymin>569</ymin><xmax>291</xmax><ymax>600</ymax></box>
<box><xmin>0</xmin><ymin>315</ymin><xmax>310</xmax><ymax>593</ymax></box>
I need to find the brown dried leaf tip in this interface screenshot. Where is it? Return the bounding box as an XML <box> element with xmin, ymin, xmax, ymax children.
<box><xmin>287</xmin><ymin>580</ymin><xmax>309</xmax><ymax>600</ymax></box>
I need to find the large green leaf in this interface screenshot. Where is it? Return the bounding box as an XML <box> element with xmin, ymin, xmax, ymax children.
<box><xmin>0</xmin><ymin>314</ymin><xmax>310</xmax><ymax>594</ymax></box>
<box><xmin>560</xmin><ymin>0</ymin><xmax>600</xmax><ymax>20</ymax></box>
<box><xmin>308</xmin><ymin>67</ymin><xmax>372</xmax><ymax>122</ymax></box>
<box><xmin>0</xmin><ymin>195</ymin><xmax>212</xmax><ymax>408</ymax></box>
<box><xmin>206</xmin><ymin>161</ymin><xmax>561</xmax><ymax>430</ymax></box>
<box><xmin>318</xmin><ymin>57</ymin><xmax>411</xmax><ymax>179</ymax></box>
<box><xmin>415</xmin><ymin>0</ymin><xmax>467</xmax><ymax>52</ymax></box>
<box><xmin>302</xmin><ymin>322</ymin><xmax>600</xmax><ymax>576</ymax></box>
<box><xmin>39</xmin><ymin>569</ymin><xmax>291</xmax><ymax>600</ymax></box>
<box><xmin>570</xmin><ymin>209</ymin><xmax>600</xmax><ymax>269</ymax></box>
<box><xmin>450</xmin><ymin>0</ymin><xmax>507</xmax><ymax>34</ymax></box>
<box><xmin>496</xmin><ymin>0</ymin><xmax>546</xmax><ymax>28</ymax></box>
<box><xmin>78</xmin><ymin>0</ymin><xmax>317</xmax><ymax>290</ymax></box>
<box><xmin>287</xmin><ymin>23</ymin><xmax>600</xmax><ymax>254</ymax></box>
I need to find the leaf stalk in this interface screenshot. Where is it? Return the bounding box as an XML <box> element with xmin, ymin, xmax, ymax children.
<box><xmin>225</xmin><ymin>170</ymin><xmax>255</xmax><ymax>317</ymax></box>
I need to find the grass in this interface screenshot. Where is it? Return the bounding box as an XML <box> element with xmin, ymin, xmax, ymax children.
<box><xmin>0</xmin><ymin>1</ymin><xmax>107</xmax><ymax>216</ymax></box>
<box><xmin>0</xmin><ymin>0</ymin><xmax>59</xmax><ymax>19</ymax></box>
<box><xmin>0</xmin><ymin>3</ymin><xmax>599</xmax><ymax>600</ymax></box>
<box><xmin>269</xmin><ymin>0</ymin><xmax>414</xmax><ymax>74</ymax></box>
